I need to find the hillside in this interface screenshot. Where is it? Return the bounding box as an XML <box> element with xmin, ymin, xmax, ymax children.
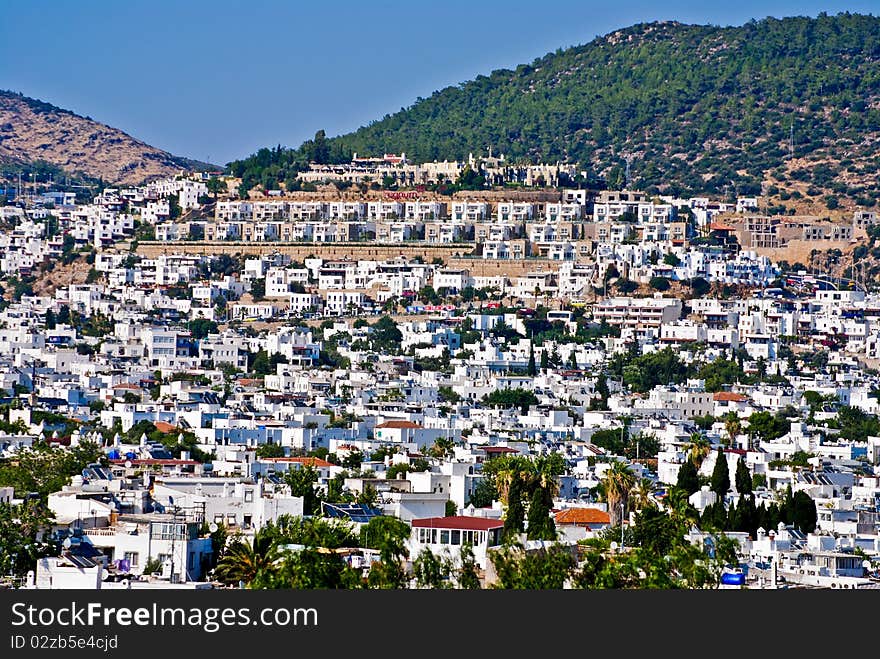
<box><xmin>0</xmin><ymin>90</ymin><xmax>211</xmax><ymax>186</ymax></box>
<box><xmin>229</xmin><ymin>13</ymin><xmax>880</xmax><ymax>211</ymax></box>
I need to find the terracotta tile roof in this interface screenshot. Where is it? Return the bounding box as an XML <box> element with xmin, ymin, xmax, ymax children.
<box><xmin>713</xmin><ymin>392</ymin><xmax>749</xmax><ymax>402</ymax></box>
<box><xmin>376</xmin><ymin>420</ymin><xmax>423</xmax><ymax>429</ymax></box>
<box><xmin>412</xmin><ymin>516</ymin><xmax>504</xmax><ymax>531</ymax></box>
<box><xmin>154</xmin><ymin>421</ymin><xmax>178</xmax><ymax>433</ymax></box>
<box><xmin>554</xmin><ymin>508</ymin><xmax>611</xmax><ymax>526</ymax></box>
<box><xmin>238</xmin><ymin>378</ymin><xmax>264</xmax><ymax>386</ymax></box>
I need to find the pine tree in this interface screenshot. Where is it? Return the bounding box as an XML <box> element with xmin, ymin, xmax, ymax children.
<box><xmin>710</xmin><ymin>447</ymin><xmax>730</xmax><ymax>499</ymax></box>
<box><xmin>676</xmin><ymin>458</ymin><xmax>700</xmax><ymax>496</ymax></box>
<box><xmin>734</xmin><ymin>457</ymin><xmax>752</xmax><ymax>495</ymax></box>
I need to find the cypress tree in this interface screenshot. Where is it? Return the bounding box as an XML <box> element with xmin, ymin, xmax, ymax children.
<box><xmin>735</xmin><ymin>457</ymin><xmax>752</xmax><ymax>495</ymax></box>
<box><xmin>782</xmin><ymin>484</ymin><xmax>795</xmax><ymax>524</ymax></box>
<box><xmin>526</xmin><ymin>485</ymin><xmax>556</xmax><ymax>540</ymax></box>
<box><xmin>710</xmin><ymin>447</ymin><xmax>730</xmax><ymax>499</ymax></box>
<box><xmin>540</xmin><ymin>348</ymin><xmax>549</xmax><ymax>372</ymax></box>
<box><xmin>676</xmin><ymin>458</ymin><xmax>700</xmax><ymax>496</ymax></box>
<box><xmin>792</xmin><ymin>491</ymin><xmax>818</xmax><ymax>533</ymax></box>
<box><xmin>504</xmin><ymin>475</ymin><xmax>526</xmax><ymax>541</ymax></box>
<box><xmin>527</xmin><ymin>342</ymin><xmax>536</xmax><ymax>376</ymax></box>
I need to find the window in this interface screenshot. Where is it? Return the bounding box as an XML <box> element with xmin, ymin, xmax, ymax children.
<box><xmin>451</xmin><ymin>530</ymin><xmax>461</xmax><ymax>545</ymax></box>
<box><xmin>440</xmin><ymin>530</ymin><xmax>450</xmax><ymax>544</ymax></box>
<box><xmin>213</xmin><ymin>514</ymin><xmax>224</xmax><ymax>525</ymax></box>
<box><xmin>226</xmin><ymin>513</ymin><xmax>237</xmax><ymax>526</ymax></box>
<box><xmin>124</xmin><ymin>552</ymin><xmax>139</xmax><ymax>566</ymax></box>
<box><xmin>244</xmin><ymin>490</ymin><xmax>253</xmax><ymax>503</ymax></box>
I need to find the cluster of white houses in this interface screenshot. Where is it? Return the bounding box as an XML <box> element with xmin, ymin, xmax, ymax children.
<box><xmin>1</xmin><ymin>178</ymin><xmax>879</xmax><ymax>590</ymax></box>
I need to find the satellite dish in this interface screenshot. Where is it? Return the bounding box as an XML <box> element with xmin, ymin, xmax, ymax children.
<box><xmin>62</xmin><ymin>537</ymin><xmax>72</xmax><ymax>549</ymax></box>
<box><xmin>124</xmin><ymin>460</ymin><xmax>132</xmax><ymax>469</ymax></box>
<box><xmin>209</xmin><ymin>522</ymin><xmax>219</xmax><ymax>533</ymax></box>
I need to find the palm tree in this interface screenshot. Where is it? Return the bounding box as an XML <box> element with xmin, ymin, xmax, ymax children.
<box><xmin>213</xmin><ymin>528</ymin><xmax>280</xmax><ymax>586</ymax></box>
<box><xmin>630</xmin><ymin>478</ymin><xmax>655</xmax><ymax>512</ymax></box>
<box><xmin>602</xmin><ymin>461</ymin><xmax>637</xmax><ymax>528</ymax></box>
<box><xmin>724</xmin><ymin>416</ymin><xmax>741</xmax><ymax>446</ymax></box>
<box><xmin>666</xmin><ymin>487</ymin><xmax>701</xmax><ymax>532</ymax></box>
<box><xmin>687</xmin><ymin>433</ymin><xmax>711</xmax><ymax>470</ymax></box>
<box><xmin>429</xmin><ymin>437</ymin><xmax>456</xmax><ymax>461</ymax></box>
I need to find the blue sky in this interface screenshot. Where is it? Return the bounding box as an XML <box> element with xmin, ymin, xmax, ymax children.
<box><xmin>1</xmin><ymin>1</ymin><xmax>876</xmax><ymax>165</ymax></box>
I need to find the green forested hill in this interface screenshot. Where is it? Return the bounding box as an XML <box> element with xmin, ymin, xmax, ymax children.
<box><xmin>230</xmin><ymin>13</ymin><xmax>880</xmax><ymax>204</ymax></box>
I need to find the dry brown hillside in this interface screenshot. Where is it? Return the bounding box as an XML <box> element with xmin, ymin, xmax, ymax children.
<box><xmin>0</xmin><ymin>90</ymin><xmax>199</xmax><ymax>186</ymax></box>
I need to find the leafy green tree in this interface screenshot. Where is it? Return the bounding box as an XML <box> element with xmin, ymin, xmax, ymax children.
<box><xmin>489</xmin><ymin>543</ymin><xmax>575</xmax><ymax>589</ymax></box>
<box><xmin>467</xmin><ymin>478</ymin><xmax>497</xmax><ymax>508</ymax></box>
<box><xmin>256</xmin><ymin>443</ymin><xmax>285</xmax><ymax>459</ymax></box>
<box><xmin>688</xmin><ymin>277</ymin><xmax>711</xmax><ymax>297</ymax></box>
<box><xmin>360</xmin><ymin>516</ymin><xmax>411</xmax><ymax>589</ymax></box>
<box><xmin>370</xmin><ymin>316</ymin><xmax>403</xmax><ymax>354</ymax></box>
<box><xmin>265</xmin><ymin>547</ymin><xmax>363</xmax><ymax>589</ymax></box>
<box><xmin>649</xmin><ymin>276</ymin><xmax>670</xmax><ymax>291</ymax></box>
<box><xmin>0</xmin><ymin>499</ymin><xmax>58</xmax><ymax>577</ymax></box>
<box><xmin>251</xmin><ymin>349</ymin><xmax>271</xmax><ymax>375</ymax></box>
<box><xmin>457</xmin><ymin>543</ymin><xmax>482</xmax><ymax>589</ymax></box>
<box><xmin>830</xmin><ymin>405</ymin><xmax>880</xmax><ymax>441</ymax></box>
<box><xmin>0</xmin><ymin>441</ymin><xmax>104</xmax><ymax>500</ymax></box>
<box><xmin>455</xmin><ymin>165</ymin><xmax>485</xmax><ymax>190</ymax></box>
<box><xmin>746</xmin><ymin>411</ymin><xmax>790</xmax><ymax>442</ymax></box>
<box><xmin>482</xmin><ymin>388</ymin><xmax>539</xmax><ymax>415</ymax></box>
<box><xmin>412</xmin><ymin>547</ymin><xmax>454</xmax><ymax>589</ymax></box>
<box><xmin>250</xmin><ymin>278</ymin><xmax>266</xmax><ymax>301</ymax></box>
<box><xmin>284</xmin><ymin>465</ymin><xmax>320</xmax><ymax>515</ymax></box>
<box><xmin>438</xmin><ymin>386</ymin><xmax>461</xmax><ymax>403</ymax></box>
<box><xmin>188</xmin><ymin>318</ymin><xmax>218</xmax><ymax>340</ymax></box>
<box><xmin>206</xmin><ymin>177</ymin><xmax>227</xmax><ymax>201</ymax></box>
